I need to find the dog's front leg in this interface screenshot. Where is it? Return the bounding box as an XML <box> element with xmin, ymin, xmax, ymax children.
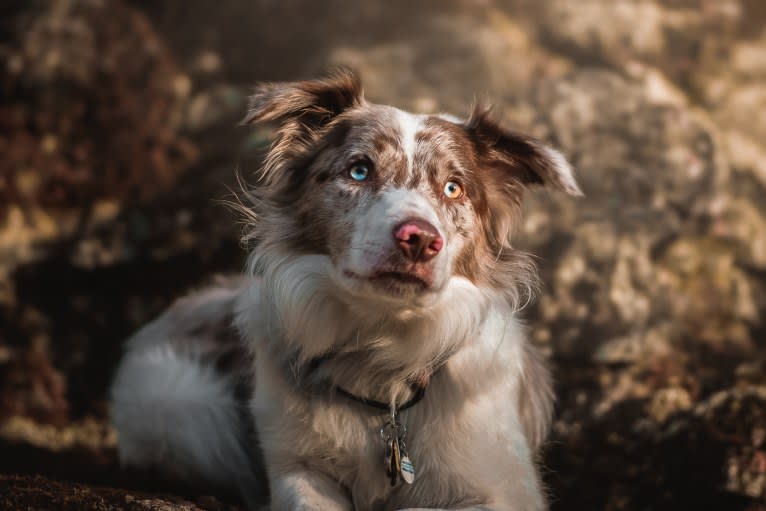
<box><xmin>399</xmin><ymin>506</ymin><xmax>526</xmax><ymax>511</ymax></box>
<box><xmin>270</xmin><ymin>470</ymin><xmax>352</xmax><ymax>511</ymax></box>
<box><xmin>398</xmin><ymin>508</ymin><xmax>491</xmax><ymax>511</ymax></box>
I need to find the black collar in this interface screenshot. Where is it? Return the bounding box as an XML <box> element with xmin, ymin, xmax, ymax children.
<box><xmin>335</xmin><ymin>380</ymin><xmax>426</xmax><ymax>412</ymax></box>
<box><xmin>299</xmin><ymin>352</ymin><xmax>430</xmax><ymax>414</ymax></box>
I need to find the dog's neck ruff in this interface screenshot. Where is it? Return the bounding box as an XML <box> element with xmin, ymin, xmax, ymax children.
<box><xmin>304</xmin><ymin>353</ymin><xmax>428</xmax><ymax>413</ymax></box>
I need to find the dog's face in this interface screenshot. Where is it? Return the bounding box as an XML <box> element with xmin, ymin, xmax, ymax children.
<box><xmin>278</xmin><ymin>105</ymin><xmax>488</xmax><ymax>301</ymax></box>
<box><xmin>243</xmin><ymin>71</ymin><xmax>581</xmax><ymax>310</ymax></box>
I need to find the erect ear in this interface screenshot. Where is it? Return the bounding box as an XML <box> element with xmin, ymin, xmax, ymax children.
<box><xmin>242</xmin><ymin>68</ymin><xmax>363</xmax><ymax>144</ymax></box>
<box><xmin>466</xmin><ymin>106</ymin><xmax>582</xmax><ymax>196</ymax></box>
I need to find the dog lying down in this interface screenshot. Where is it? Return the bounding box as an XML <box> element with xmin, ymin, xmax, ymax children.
<box><xmin>110</xmin><ymin>70</ymin><xmax>581</xmax><ymax>511</ymax></box>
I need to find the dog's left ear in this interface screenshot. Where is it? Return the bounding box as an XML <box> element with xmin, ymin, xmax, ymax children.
<box><xmin>242</xmin><ymin>68</ymin><xmax>363</xmax><ymax>147</ymax></box>
<box><xmin>466</xmin><ymin>106</ymin><xmax>583</xmax><ymax>196</ymax></box>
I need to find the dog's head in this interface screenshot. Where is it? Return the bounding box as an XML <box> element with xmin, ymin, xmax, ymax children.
<box><xmin>241</xmin><ymin>70</ymin><xmax>580</xmax><ymax>313</ymax></box>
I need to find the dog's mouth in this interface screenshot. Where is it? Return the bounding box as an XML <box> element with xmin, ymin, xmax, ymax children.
<box><xmin>344</xmin><ymin>270</ymin><xmax>431</xmax><ymax>291</ymax></box>
<box><xmin>371</xmin><ymin>271</ymin><xmax>428</xmax><ymax>288</ymax></box>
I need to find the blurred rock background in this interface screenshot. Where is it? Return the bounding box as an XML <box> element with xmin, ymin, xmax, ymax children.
<box><xmin>1</xmin><ymin>0</ymin><xmax>765</xmax><ymax>509</ymax></box>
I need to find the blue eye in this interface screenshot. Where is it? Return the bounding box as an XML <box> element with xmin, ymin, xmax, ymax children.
<box><xmin>349</xmin><ymin>163</ymin><xmax>370</xmax><ymax>181</ymax></box>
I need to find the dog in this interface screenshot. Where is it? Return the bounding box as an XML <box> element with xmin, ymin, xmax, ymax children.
<box><xmin>110</xmin><ymin>70</ymin><xmax>581</xmax><ymax>511</ymax></box>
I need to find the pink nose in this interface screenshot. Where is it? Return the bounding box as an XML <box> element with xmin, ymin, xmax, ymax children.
<box><xmin>393</xmin><ymin>219</ymin><xmax>443</xmax><ymax>262</ymax></box>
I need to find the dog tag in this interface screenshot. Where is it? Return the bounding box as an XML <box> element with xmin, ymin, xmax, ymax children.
<box><xmin>386</xmin><ymin>436</ymin><xmax>401</xmax><ymax>486</ymax></box>
<box><xmin>382</xmin><ymin>407</ymin><xmax>414</xmax><ymax>486</ymax></box>
<box><xmin>398</xmin><ymin>438</ymin><xmax>415</xmax><ymax>484</ymax></box>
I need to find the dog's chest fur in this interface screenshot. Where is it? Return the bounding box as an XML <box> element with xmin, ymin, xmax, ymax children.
<box><xmin>249</xmin><ymin>297</ymin><xmax>540</xmax><ymax>510</ymax></box>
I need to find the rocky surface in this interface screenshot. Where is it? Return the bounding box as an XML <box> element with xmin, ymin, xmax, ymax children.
<box><xmin>1</xmin><ymin>0</ymin><xmax>765</xmax><ymax>509</ymax></box>
<box><xmin>0</xmin><ymin>474</ymin><xmax>240</xmax><ymax>511</ymax></box>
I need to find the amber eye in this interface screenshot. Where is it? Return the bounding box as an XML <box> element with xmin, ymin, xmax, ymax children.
<box><xmin>443</xmin><ymin>181</ymin><xmax>463</xmax><ymax>199</ymax></box>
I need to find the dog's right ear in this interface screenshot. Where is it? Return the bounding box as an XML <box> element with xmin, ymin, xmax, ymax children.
<box><xmin>242</xmin><ymin>69</ymin><xmax>363</xmax><ymax>151</ymax></box>
<box><xmin>466</xmin><ymin>105</ymin><xmax>582</xmax><ymax>197</ymax></box>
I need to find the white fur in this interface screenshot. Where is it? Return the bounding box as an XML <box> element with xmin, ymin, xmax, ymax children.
<box><xmin>111</xmin><ymin>261</ymin><xmax>547</xmax><ymax>510</ymax></box>
<box><xmin>238</xmin><ymin>245</ymin><xmax>545</xmax><ymax>510</ymax></box>
<box><xmin>396</xmin><ymin>109</ymin><xmax>425</xmax><ymax>174</ymax></box>
<box><xmin>110</xmin><ymin>282</ymin><xmax>266</xmax><ymax>505</ymax></box>
<box><xmin>111</xmin><ymin>344</ymin><xmax>257</xmax><ymax>497</ymax></box>
<box><xmin>343</xmin><ymin>187</ymin><xmax>452</xmax><ymax>293</ymax></box>
<box><xmin>541</xmin><ymin>146</ymin><xmax>583</xmax><ymax>196</ymax></box>
<box><xmin>436</xmin><ymin>112</ymin><xmax>464</xmax><ymax>124</ymax></box>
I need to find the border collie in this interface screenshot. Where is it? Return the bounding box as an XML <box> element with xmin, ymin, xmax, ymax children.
<box><xmin>110</xmin><ymin>70</ymin><xmax>581</xmax><ymax>511</ymax></box>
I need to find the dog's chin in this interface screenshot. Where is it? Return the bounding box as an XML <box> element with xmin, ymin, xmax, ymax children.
<box><xmin>369</xmin><ymin>271</ymin><xmax>429</xmax><ymax>295</ymax></box>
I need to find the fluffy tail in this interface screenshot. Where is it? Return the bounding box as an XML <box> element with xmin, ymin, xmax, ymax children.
<box><xmin>109</xmin><ymin>279</ymin><xmax>266</xmax><ymax>505</ymax></box>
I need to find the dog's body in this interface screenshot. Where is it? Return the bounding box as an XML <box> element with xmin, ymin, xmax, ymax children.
<box><xmin>110</xmin><ymin>71</ymin><xmax>581</xmax><ymax>510</ymax></box>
